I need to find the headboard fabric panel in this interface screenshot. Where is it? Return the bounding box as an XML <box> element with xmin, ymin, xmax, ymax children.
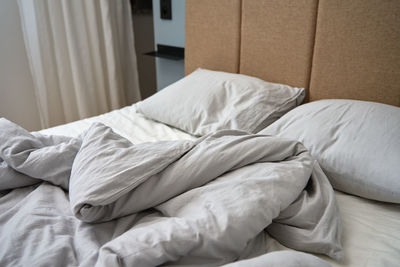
<box><xmin>184</xmin><ymin>0</ymin><xmax>241</xmax><ymax>75</ymax></box>
<box><xmin>240</xmin><ymin>0</ymin><xmax>318</xmax><ymax>94</ymax></box>
<box><xmin>185</xmin><ymin>0</ymin><xmax>400</xmax><ymax>106</ymax></box>
<box><xmin>309</xmin><ymin>0</ymin><xmax>400</xmax><ymax>106</ymax></box>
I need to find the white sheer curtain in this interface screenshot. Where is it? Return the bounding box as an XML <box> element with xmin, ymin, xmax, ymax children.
<box><xmin>17</xmin><ymin>0</ymin><xmax>141</xmax><ymax>128</ymax></box>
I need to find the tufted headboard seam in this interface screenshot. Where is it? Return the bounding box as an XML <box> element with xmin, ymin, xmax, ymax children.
<box><xmin>185</xmin><ymin>0</ymin><xmax>400</xmax><ymax>106</ymax></box>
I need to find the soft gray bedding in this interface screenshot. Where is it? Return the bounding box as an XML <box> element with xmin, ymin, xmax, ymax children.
<box><xmin>0</xmin><ymin>118</ymin><xmax>342</xmax><ymax>266</ymax></box>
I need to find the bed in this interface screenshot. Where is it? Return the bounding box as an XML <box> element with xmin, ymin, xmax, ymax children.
<box><xmin>38</xmin><ymin>103</ymin><xmax>400</xmax><ymax>267</ymax></box>
<box><xmin>1</xmin><ymin>0</ymin><xmax>400</xmax><ymax>266</ymax></box>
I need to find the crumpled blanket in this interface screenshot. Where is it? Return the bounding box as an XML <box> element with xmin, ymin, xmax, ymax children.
<box><xmin>0</xmin><ymin>118</ymin><xmax>342</xmax><ymax>266</ymax></box>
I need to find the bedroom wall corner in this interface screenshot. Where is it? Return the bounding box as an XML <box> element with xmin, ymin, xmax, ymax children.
<box><xmin>152</xmin><ymin>0</ymin><xmax>185</xmax><ymax>91</ymax></box>
<box><xmin>0</xmin><ymin>0</ymin><xmax>41</xmax><ymax>131</ymax></box>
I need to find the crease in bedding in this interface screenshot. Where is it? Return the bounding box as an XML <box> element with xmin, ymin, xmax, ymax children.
<box><xmin>0</xmin><ymin>118</ymin><xmax>342</xmax><ymax>266</ymax></box>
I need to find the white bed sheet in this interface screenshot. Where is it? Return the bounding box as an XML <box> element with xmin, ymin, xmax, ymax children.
<box><xmin>40</xmin><ymin>104</ymin><xmax>196</xmax><ymax>143</ymax></box>
<box><xmin>39</xmin><ymin>104</ymin><xmax>400</xmax><ymax>267</ymax></box>
<box><xmin>266</xmin><ymin>191</ymin><xmax>400</xmax><ymax>266</ymax></box>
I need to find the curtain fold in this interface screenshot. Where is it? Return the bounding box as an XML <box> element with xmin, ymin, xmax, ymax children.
<box><xmin>18</xmin><ymin>0</ymin><xmax>141</xmax><ymax>128</ymax></box>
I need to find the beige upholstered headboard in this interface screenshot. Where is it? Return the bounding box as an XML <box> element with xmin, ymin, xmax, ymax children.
<box><xmin>185</xmin><ymin>0</ymin><xmax>400</xmax><ymax>106</ymax></box>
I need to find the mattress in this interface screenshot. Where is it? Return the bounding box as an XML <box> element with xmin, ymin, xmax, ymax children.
<box><xmin>39</xmin><ymin>104</ymin><xmax>400</xmax><ymax>266</ymax></box>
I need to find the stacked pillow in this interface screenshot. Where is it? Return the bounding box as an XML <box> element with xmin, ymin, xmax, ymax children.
<box><xmin>138</xmin><ymin>68</ymin><xmax>305</xmax><ymax>136</ymax></box>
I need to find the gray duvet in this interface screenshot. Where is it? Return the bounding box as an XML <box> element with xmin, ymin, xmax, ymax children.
<box><xmin>0</xmin><ymin>118</ymin><xmax>342</xmax><ymax>266</ymax></box>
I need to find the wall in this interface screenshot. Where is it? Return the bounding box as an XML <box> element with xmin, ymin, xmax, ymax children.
<box><xmin>132</xmin><ymin>12</ymin><xmax>157</xmax><ymax>99</ymax></box>
<box><xmin>152</xmin><ymin>0</ymin><xmax>185</xmax><ymax>90</ymax></box>
<box><xmin>0</xmin><ymin>0</ymin><xmax>41</xmax><ymax>131</ymax></box>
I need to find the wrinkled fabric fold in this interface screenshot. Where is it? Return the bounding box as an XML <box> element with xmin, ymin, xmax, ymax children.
<box><xmin>0</xmin><ymin>118</ymin><xmax>342</xmax><ymax>266</ymax></box>
<box><xmin>0</xmin><ymin>118</ymin><xmax>81</xmax><ymax>190</ymax></box>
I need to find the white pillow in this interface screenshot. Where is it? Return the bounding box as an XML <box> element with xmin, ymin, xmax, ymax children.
<box><xmin>138</xmin><ymin>68</ymin><xmax>305</xmax><ymax>136</ymax></box>
<box><xmin>260</xmin><ymin>99</ymin><xmax>400</xmax><ymax>203</ymax></box>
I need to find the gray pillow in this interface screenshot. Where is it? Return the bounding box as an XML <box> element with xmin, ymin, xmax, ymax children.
<box><xmin>260</xmin><ymin>99</ymin><xmax>400</xmax><ymax>203</ymax></box>
<box><xmin>138</xmin><ymin>68</ymin><xmax>305</xmax><ymax>136</ymax></box>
